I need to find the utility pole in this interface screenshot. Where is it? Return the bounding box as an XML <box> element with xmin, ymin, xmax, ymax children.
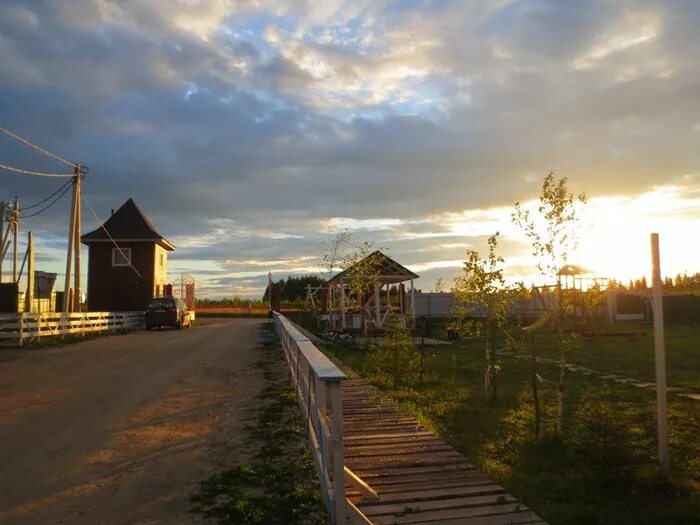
<box><xmin>651</xmin><ymin>233</ymin><xmax>669</xmax><ymax>478</ymax></box>
<box><xmin>0</xmin><ymin>204</ymin><xmax>11</xmax><ymax>282</ymax></box>
<box><xmin>62</xmin><ymin>176</ymin><xmax>78</xmax><ymax>315</ymax></box>
<box><xmin>25</xmin><ymin>231</ymin><xmax>34</xmax><ymax>312</ymax></box>
<box><xmin>12</xmin><ymin>197</ymin><xmax>18</xmax><ymax>283</ymax></box>
<box><xmin>73</xmin><ymin>165</ymin><xmax>82</xmax><ymax>312</ymax></box>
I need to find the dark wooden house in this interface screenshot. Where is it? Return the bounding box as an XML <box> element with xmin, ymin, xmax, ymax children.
<box><xmin>81</xmin><ymin>198</ymin><xmax>174</xmax><ymax>311</ymax></box>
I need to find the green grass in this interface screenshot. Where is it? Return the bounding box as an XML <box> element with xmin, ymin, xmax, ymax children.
<box><xmin>315</xmin><ymin>332</ymin><xmax>700</xmax><ymax>525</ymax></box>
<box><xmin>190</xmin><ymin>325</ymin><xmax>327</xmax><ymax>525</ymax></box>
<box><xmin>520</xmin><ymin>323</ymin><xmax>700</xmax><ymax>390</ymax></box>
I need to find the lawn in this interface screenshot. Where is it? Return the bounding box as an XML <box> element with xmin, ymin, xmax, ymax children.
<box><xmin>515</xmin><ymin>322</ymin><xmax>700</xmax><ymax>391</ymax></box>
<box><xmin>292</xmin><ymin>315</ymin><xmax>700</xmax><ymax>525</ymax></box>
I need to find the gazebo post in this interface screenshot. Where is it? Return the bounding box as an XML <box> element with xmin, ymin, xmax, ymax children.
<box><xmin>340</xmin><ymin>278</ymin><xmax>346</xmax><ymax>330</ymax></box>
<box><xmin>375</xmin><ymin>280</ymin><xmax>381</xmax><ymax>329</ymax></box>
<box><xmin>410</xmin><ymin>278</ymin><xmax>416</xmax><ymax>323</ymax></box>
<box><xmin>327</xmin><ymin>285</ymin><xmax>333</xmax><ymax>329</ymax></box>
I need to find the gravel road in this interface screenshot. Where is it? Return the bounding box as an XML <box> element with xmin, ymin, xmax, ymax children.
<box><xmin>0</xmin><ymin>318</ymin><xmax>265</xmax><ymax>525</ymax></box>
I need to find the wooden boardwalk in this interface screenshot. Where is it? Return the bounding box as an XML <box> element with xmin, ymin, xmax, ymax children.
<box><xmin>342</xmin><ymin>378</ymin><xmax>547</xmax><ymax>525</ymax></box>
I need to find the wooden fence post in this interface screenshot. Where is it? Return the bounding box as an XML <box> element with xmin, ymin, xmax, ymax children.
<box><xmin>18</xmin><ymin>312</ymin><xmax>24</xmax><ymax>347</ymax></box>
<box><xmin>651</xmin><ymin>233</ymin><xmax>669</xmax><ymax>478</ymax></box>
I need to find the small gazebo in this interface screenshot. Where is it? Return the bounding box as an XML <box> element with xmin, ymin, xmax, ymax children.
<box><xmin>325</xmin><ymin>251</ymin><xmax>418</xmax><ymax>332</ymax></box>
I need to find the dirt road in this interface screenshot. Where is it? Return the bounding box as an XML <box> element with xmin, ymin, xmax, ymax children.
<box><xmin>0</xmin><ymin>318</ymin><xmax>265</xmax><ymax>525</ymax></box>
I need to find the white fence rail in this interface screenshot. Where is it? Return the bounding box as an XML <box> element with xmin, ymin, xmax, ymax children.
<box><xmin>273</xmin><ymin>313</ymin><xmax>378</xmax><ymax>525</ymax></box>
<box><xmin>0</xmin><ymin>311</ymin><xmax>144</xmax><ymax>345</ymax></box>
<box><xmin>275</xmin><ymin>312</ymin><xmax>368</xmax><ymax>524</ymax></box>
<box><xmin>273</xmin><ymin>312</ymin><xmax>347</xmax><ymax>522</ymax></box>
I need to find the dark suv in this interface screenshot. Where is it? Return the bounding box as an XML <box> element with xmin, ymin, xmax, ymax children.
<box><xmin>145</xmin><ymin>297</ymin><xmax>191</xmax><ymax>330</ymax></box>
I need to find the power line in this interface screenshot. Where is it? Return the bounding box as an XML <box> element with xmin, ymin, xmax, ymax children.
<box><xmin>0</xmin><ymin>124</ymin><xmax>77</xmax><ymax>168</ymax></box>
<box><xmin>21</xmin><ymin>180</ymin><xmax>74</xmax><ymax>210</ymax></box>
<box><xmin>82</xmin><ymin>194</ymin><xmax>142</xmax><ymax>278</ymax></box>
<box><xmin>0</xmin><ymin>162</ymin><xmax>75</xmax><ymax>177</ymax></box>
<box><xmin>19</xmin><ymin>183</ymin><xmax>73</xmax><ymax>219</ymax></box>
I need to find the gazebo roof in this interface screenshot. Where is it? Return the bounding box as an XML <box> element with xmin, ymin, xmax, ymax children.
<box><xmin>557</xmin><ymin>264</ymin><xmax>593</xmax><ymax>276</ymax></box>
<box><xmin>328</xmin><ymin>250</ymin><xmax>419</xmax><ymax>285</ymax></box>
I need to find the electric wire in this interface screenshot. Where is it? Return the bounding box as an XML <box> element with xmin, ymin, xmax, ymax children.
<box><xmin>19</xmin><ymin>183</ymin><xmax>73</xmax><ymax>219</ymax></box>
<box><xmin>0</xmin><ymin>162</ymin><xmax>75</xmax><ymax>177</ymax></box>
<box><xmin>0</xmin><ymin>125</ymin><xmax>77</xmax><ymax>168</ymax></box>
<box><xmin>21</xmin><ymin>180</ymin><xmax>74</xmax><ymax>210</ymax></box>
<box><xmin>82</xmin><ymin>194</ymin><xmax>142</xmax><ymax>278</ymax></box>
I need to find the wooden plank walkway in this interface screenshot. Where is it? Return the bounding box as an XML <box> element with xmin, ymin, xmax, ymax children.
<box><xmin>342</xmin><ymin>378</ymin><xmax>547</xmax><ymax>525</ymax></box>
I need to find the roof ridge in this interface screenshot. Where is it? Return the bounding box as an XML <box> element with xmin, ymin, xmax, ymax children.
<box><xmin>80</xmin><ymin>198</ymin><xmax>174</xmax><ymax>250</ymax></box>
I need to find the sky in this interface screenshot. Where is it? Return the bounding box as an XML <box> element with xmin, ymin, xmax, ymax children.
<box><xmin>0</xmin><ymin>0</ymin><xmax>699</xmax><ymax>298</ymax></box>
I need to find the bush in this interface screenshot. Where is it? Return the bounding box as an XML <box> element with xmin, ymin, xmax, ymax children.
<box><xmin>369</xmin><ymin>315</ymin><xmax>420</xmax><ymax>389</ymax></box>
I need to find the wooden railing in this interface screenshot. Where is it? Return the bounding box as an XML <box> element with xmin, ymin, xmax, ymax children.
<box><xmin>274</xmin><ymin>312</ymin><xmax>348</xmax><ymax>522</ymax></box>
<box><xmin>0</xmin><ymin>311</ymin><xmax>144</xmax><ymax>345</ymax></box>
<box><xmin>274</xmin><ymin>313</ymin><xmax>379</xmax><ymax>524</ymax></box>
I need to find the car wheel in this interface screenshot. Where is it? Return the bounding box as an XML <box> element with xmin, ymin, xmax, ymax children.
<box><xmin>176</xmin><ymin>320</ymin><xmax>182</xmax><ymax>330</ymax></box>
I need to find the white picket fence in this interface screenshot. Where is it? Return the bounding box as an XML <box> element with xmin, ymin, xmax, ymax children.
<box><xmin>0</xmin><ymin>311</ymin><xmax>144</xmax><ymax>345</ymax></box>
<box><xmin>273</xmin><ymin>313</ymin><xmax>377</xmax><ymax>525</ymax></box>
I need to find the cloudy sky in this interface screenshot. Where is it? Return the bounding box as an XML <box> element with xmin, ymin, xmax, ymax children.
<box><xmin>1</xmin><ymin>0</ymin><xmax>699</xmax><ymax>298</ymax></box>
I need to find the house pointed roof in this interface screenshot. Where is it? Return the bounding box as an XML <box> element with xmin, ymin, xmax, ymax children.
<box><xmin>328</xmin><ymin>250</ymin><xmax>418</xmax><ymax>285</ymax></box>
<box><xmin>81</xmin><ymin>198</ymin><xmax>174</xmax><ymax>250</ymax></box>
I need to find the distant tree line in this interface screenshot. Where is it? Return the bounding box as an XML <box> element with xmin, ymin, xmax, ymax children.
<box><xmin>262</xmin><ymin>275</ymin><xmax>325</xmax><ymax>303</ymax></box>
<box><xmin>608</xmin><ymin>272</ymin><xmax>700</xmax><ymax>293</ymax></box>
<box><xmin>197</xmin><ymin>296</ymin><xmax>267</xmax><ymax>307</ymax></box>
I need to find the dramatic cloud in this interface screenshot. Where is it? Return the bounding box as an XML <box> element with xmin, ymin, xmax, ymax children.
<box><xmin>1</xmin><ymin>0</ymin><xmax>698</xmax><ymax>297</ymax></box>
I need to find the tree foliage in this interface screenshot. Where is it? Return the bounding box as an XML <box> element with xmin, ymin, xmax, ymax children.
<box><xmin>320</xmin><ymin>228</ymin><xmax>352</xmax><ymax>281</ymax></box>
<box><xmin>262</xmin><ymin>275</ymin><xmax>325</xmax><ymax>303</ymax></box>
<box><xmin>610</xmin><ymin>272</ymin><xmax>700</xmax><ymax>293</ymax></box>
<box><xmin>370</xmin><ymin>314</ymin><xmax>420</xmax><ymax>389</ymax></box>
<box><xmin>452</xmin><ymin>233</ymin><xmax>523</xmax><ymax>404</ymax></box>
<box><xmin>512</xmin><ymin>172</ymin><xmax>587</xmax><ymax>432</ymax></box>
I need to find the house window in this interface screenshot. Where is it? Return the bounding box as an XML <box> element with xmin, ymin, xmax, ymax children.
<box><xmin>159</xmin><ymin>253</ymin><xmax>165</xmax><ymax>267</ymax></box>
<box><xmin>112</xmin><ymin>247</ymin><xmax>131</xmax><ymax>267</ymax></box>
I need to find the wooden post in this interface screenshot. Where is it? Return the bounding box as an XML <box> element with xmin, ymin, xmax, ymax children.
<box><xmin>12</xmin><ymin>197</ymin><xmax>18</xmax><ymax>283</ymax></box>
<box><xmin>374</xmin><ymin>280</ymin><xmax>380</xmax><ymax>329</ymax></box>
<box><xmin>25</xmin><ymin>231</ymin><xmax>34</xmax><ymax>313</ymax></box>
<box><xmin>329</xmin><ymin>381</ymin><xmax>346</xmax><ymax>524</ymax></box>
<box><xmin>340</xmin><ymin>278</ymin><xmax>345</xmax><ymax>330</ymax></box>
<box><xmin>0</xmin><ymin>220</ymin><xmax>12</xmax><ymax>275</ymax></box>
<box><xmin>73</xmin><ymin>167</ymin><xmax>82</xmax><ymax>312</ymax></box>
<box><xmin>650</xmin><ymin>233</ymin><xmax>669</xmax><ymax>478</ymax></box>
<box><xmin>410</xmin><ymin>278</ymin><xmax>416</xmax><ymax>323</ymax></box>
<box><xmin>327</xmin><ymin>285</ymin><xmax>333</xmax><ymax>329</ymax></box>
<box><xmin>63</xmin><ymin>176</ymin><xmax>78</xmax><ymax>321</ymax></box>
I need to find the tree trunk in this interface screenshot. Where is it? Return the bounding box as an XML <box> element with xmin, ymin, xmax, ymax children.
<box><xmin>556</xmin><ymin>281</ymin><xmax>566</xmax><ymax>433</ymax></box>
<box><xmin>485</xmin><ymin>317</ymin><xmax>497</xmax><ymax>404</ymax></box>
<box><xmin>530</xmin><ymin>333</ymin><xmax>541</xmax><ymax>439</ymax></box>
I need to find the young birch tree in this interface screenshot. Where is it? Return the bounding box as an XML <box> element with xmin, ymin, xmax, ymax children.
<box><xmin>512</xmin><ymin>172</ymin><xmax>587</xmax><ymax>431</ymax></box>
<box><xmin>320</xmin><ymin>228</ymin><xmax>352</xmax><ymax>281</ymax></box>
<box><xmin>452</xmin><ymin>233</ymin><xmax>521</xmax><ymax>404</ymax></box>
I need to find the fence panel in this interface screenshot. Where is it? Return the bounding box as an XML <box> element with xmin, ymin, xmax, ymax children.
<box><xmin>0</xmin><ymin>311</ymin><xmax>144</xmax><ymax>345</ymax></box>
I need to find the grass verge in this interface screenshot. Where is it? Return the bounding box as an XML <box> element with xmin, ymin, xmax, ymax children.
<box><xmin>189</xmin><ymin>324</ymin><xmax>327</xmax><ymax>525</ymax></box>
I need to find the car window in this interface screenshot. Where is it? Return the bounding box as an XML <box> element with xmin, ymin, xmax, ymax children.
<box><xmin>148</xmin><ymin>298</ymin><xmax>173</xmax><ymax>309</ymax></box>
